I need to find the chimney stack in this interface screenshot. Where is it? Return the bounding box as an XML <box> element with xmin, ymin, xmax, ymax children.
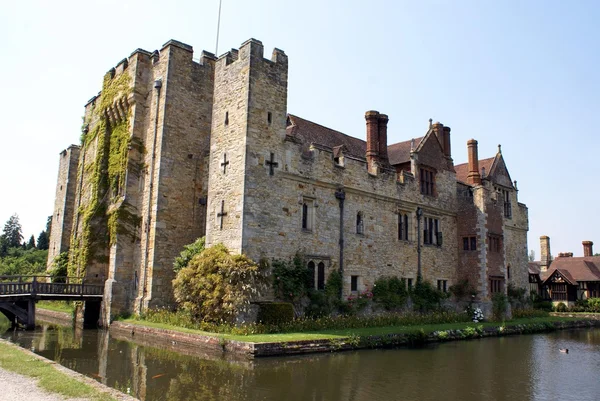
<box><xmin>443</xmin><ymin>126</ymin><xmax>451</xmax><ymax>158</ymax></box>
<box><xmin>583</xmin><ymin>241</ymin><xmax>594</xmax><ymax>257</ymax></box>
<box><xmin>365</xmin><ymin>110</ymin><xmax>380</xmax><ymax>172</ymax></box>
<box><xmin>540</xmin><ymin>235</ymin><xmax>551</xmax><ymax>271</ymax></box>
<box><xmin>467</xmin><ymin>139</ymin><xmax>482</xmax><ymax>185</ymax></box>
<box><xmin>432</xmin><ymin>122</ymin><xmax>444</xmax><ymax>152</ymax></box>
<box><xmin>378</xmin><ymin>114</ymin><xmax>389</xmax><ymax>164</ymax></box>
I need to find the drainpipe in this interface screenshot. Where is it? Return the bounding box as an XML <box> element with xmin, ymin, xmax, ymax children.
<box><xmin>138</xmin><ymin>78</ymin><xmax>162</xmax><ymax>314</ymax></box>
<box><xmin>416</xmin><ymin>207</ymin><xmax>423</xmax><ymax>281</ymax></box>
<box><xmin>335</xmin><ymin>188</ymin><xmax>345</xmax><ymax>298</ymax></box>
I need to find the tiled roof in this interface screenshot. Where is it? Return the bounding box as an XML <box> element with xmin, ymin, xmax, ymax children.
<box><xmin>541</xmin><ymin>256</ymin><xmax>600</xmax><ymax>284</ymax></box>
<box><xmin>528</xmin><ymin>261</ymin><xmax>541</xmax><ymax>275</ymax></box>
<box><xmin>454</xmin><ymin>157</ymin><xmax>495</xmax><ymax>184</ymax></box>
<box><xmin>388</xmin><ymin>138</ymin><xmax>423</xmax><ymax>165</ymax></box>
<box><xmin>287</xmin><ymin>114</ymin><xmax>425</xmax><ymax>166</ymax></box>
<box><xmin>286</xmin><ymin>115</ymin><xmax>366</xmax><ymax>159</ymax></box>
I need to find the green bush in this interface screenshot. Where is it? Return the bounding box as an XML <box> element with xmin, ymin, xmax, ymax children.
<box><xmin>49</xmin><ymin>252</ymin><xmax>69</xmax><ymax>282</ymax></box>
<box><xmin>372</xmin><ymin>276</ymin><xmax>407</xmax><ymax>310</ymax></box>
<box><xmin>172</xmin><ymin>244</ymin><xmax>268</xmax><ymax>323</ymax></box>
<box><xmin>512</xmin><ymin>308</ymin><xmax>549</xmax><ymax>319</ymax></box>
<box><xmin>272</xmin><ymin>254</ymin><xmax>310</xmax><ymax>305</ymax></box>
<box><xmin>571</xmin><ymin>298</ymin><xmax>600</xmax><ymax>313</ymax></box>
<box><xmin>492</xmin><ymin>293</ymin><xmax>508</xmax><ymax>321</ymax></box>
<box><xmin>448</xmin><ymin>279</ymin><xmax>477</xmax><ymax>301</ymax></box>
<box><xmin>554</xmin><ymin>302</ymin><xmax>567</xmax><ymax>312</ymax></box>
<box><xmin>173</xmin><ymin>237</ymin><xmax>205</xmax><ymax>273</ymax></box>
<box><xmin>256</xmin><ymin>302</ymin><xmax>294</xmax><ymax>325</ymax></box>
<box><xmin>411</xmin><ymin>279</ymin><xmax>445</xmax><ymax>312</ymax></box>
<box><xmin>533</xmin><ymin>300</ymin><xmax>553</xmax><ymax>311</ymax></box>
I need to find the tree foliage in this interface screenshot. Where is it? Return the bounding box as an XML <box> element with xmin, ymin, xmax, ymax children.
<box><xmin>372</xmin><ymin>276</ymin><xmax>408</xmax><ymax>310</ymax></box>
<box><xmin>49</xmin><ymin>252</ymin><xmax>69</xmax><ymax>282</ymax></box>
<box><xmin>26</xmin><ymin>235</ymin><xmax>35</xmax><ymax>249</ymax></box>
<box><xmin>2</xmin><ymin>214</ymin><xmax>23</xmax><ymax>248</ymax></box>
<box><xmin>172</xmin><ymin>244</ymin><xmax>268</xmax><ymax>323</ymax></box>
<box><xmin>173</xmin><ymin>237</ymin><xmax>205</xmax><ymax>273</ymax></box>
<box><xmin>36</xmin><ymin>231</ymin><xmax>49</xmax><ymax>250</ymax></box>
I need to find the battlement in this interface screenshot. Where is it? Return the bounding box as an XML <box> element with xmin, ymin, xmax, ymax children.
<box><xmin>217</xmin><ymin>38</ymin><xmax>287</xmax><ymax>69</ymax></box>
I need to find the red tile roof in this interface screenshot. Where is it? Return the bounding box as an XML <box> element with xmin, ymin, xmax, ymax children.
<box><xmin>454</xmin><ymin>157</ymin><xmax>495</xmax><ymax>184</ymax></box>
<box><xmin>286</xmin><ymin>114</ymin><xmax>425</xmax><ymax>165</ymax></box>
<box><xmin>528</xmin><ymin>261</ymin><xmax>541</xmax><ymax>275</ymax></box>
<box><xmin>541</xmin><ymin>256</ymin><xmax>600</xmax><ymax>284</ymax></box>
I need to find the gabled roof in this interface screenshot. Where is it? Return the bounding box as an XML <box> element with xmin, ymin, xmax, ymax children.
<box><xmin>541</xmin><ymin>256</ymin><xmax>600</xmax><ymax>285</ymax></box>
<box><xmin>454</xmin><ymin>157</ymin><xmax>495</xmax><ymax>185</ymax></box>
<box><xmin>388</xmin><ymin>137</ymin><xmax>423</xmax><ymax>165</ymax></box>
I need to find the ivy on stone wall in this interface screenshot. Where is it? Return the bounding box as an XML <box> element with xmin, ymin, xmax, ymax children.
<box><xmin>68</xmin><ymin>71</ymin><xmax>139</xmax><ymax>276</ymax></box>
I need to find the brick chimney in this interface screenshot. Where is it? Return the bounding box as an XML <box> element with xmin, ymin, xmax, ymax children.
<box><xmin>443</xmin><ymin>126</ymin><xmax>451</xmax><ymax>158</ymax></box>
<box><xmin>583</xmin><ymin>241</ymin><xmax>594</xmax><ymax>257</ymax></box>
<box><xmin>432</xmin><ymin>122</ymin><xmax>444</xmax><ymax>152</ymax></box>
<box><xmin>365</xmin><ymin>110</ymin><xmax>380</xmax><ymax>171</ymax></box>
<box><xmin>378</xmin><ymin>114</ymin><xmax>389</xmax><ymax>164</ymax></box>
<box><xmin>467</xmin><ymin>139</ymin><xmax>482</xmax><ymax>185</ymax></box>
<box><xmin>540</xmin><ymin>235</ymin><xmax>551</xmax><ymax>271</ymax></box>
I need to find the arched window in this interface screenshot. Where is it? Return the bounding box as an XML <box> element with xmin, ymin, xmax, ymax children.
<box><xmin>356</xmin><ymin>212</ymin><xmax>364</xmax><ymax>235</ymax></box>
<box><xmin>317</xmin><ymin>262</ymin><xmax>325</xmax><ymax>290</ymax></box>
<box><xmin>307</xmin><ymin>261</ymin><xmax>315</xmax><ymax>289</ymax></box>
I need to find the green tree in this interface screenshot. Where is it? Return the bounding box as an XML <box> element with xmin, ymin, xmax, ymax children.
<box><xmin>173</xmin><ymin>244</ymin><xmax>268</xmax><ymax>323</ymax></box>
<box><xmin>2</xmin><ymin>214</ymin><xmax>23</xmax><ymax>248</ymax></box>
<box><xmin>36</xmin><ymin>231</ymin><xmax>49</xmax><ymax>250</ymax></box>
<box><xmin>26</xmin><ymin>235</ymin><xmax>35</xmax><ymax>249</ymax></box>
<box><xmin>46</xmin><ymin>215</ymin><xmax>52</xmax><ymax>237</ymax></box>
<box><xmin>173</xmin><ymin>237</ymin><xmax>205</xmax><ymax>273</ymax></box>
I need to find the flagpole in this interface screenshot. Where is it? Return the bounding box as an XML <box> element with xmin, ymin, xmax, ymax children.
<box><xmin>215</xmin><ymin>0</ymin><xmax>222</xmax><ymax>56</ymax></box>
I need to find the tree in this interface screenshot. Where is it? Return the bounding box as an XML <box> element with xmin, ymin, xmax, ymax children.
<box><xmin>2</xmin><ymin>214</ymin><xmax>23</xmax><ymax>248</ymax></box>
<box><xmin>26</xmin><ymin>235</ymin><xmax>35</xmax><ymax>249</ymax></box>
<box><xmin>46</xmin><ymin>215</ymin><xmax>52</xmax><ymax>238</ymax></box>
<box><xmin>528</xmin><ymin>249</ymin><xmax>535</xmax><ymax>262</ymax></box>
<box><xmin>36</xmin><ymin>231</ymin><xmax>49</xmax><ymax>250</ymax></box>
<box><xmin>173</xmin><ymin>244</ymin><xmax>268</xmax><ymax>323</ymax></box>
<box><xmin>173</xmin><ymin>237</ymin><xmax>205</xmax><ymax>273</ymax></box>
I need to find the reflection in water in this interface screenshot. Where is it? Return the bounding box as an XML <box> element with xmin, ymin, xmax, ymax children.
<box><xmin>2</xmin><ymin>322</ymin><xmax>600</xmax><ymax>401</ymax></box>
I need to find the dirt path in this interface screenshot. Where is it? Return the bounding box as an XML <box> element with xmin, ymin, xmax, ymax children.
<box><xmin>0</xmin><ymin>367</ymin><xmax>90</xmax><ymax>401</ymax></box>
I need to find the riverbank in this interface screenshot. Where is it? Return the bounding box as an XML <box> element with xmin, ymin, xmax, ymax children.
<box><xmin>112</xmin><ymin>316</ymin><xmax>600</xmax><ymax>358</ymax></box>
<box><xmin>0</xmin><ymin>339</ymin><xmax>137</xmax><ymax>401</ymax></box>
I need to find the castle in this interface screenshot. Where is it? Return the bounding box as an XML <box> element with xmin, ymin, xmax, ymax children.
<box><xmin>47</xmin><ymin>38</ymin><xmax>529</xmax><ymax>324</ymax></box>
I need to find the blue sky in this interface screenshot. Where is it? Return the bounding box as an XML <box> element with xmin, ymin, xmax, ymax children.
<box><xmin>1</xmin><ymin>0</ymin><xmax>598</xmax><ymax>258</ymax></box>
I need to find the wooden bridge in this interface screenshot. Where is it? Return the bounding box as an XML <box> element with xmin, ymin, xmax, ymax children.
<box><xmin>0</xmin><ymin>276</ymin><xmax>104</xmax><ymax>329</ymax></box>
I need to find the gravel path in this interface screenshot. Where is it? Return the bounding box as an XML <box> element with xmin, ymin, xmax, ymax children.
<box><xmin>0</xmin><ymin>367</ymin><xmax>90</xmax><ymax>401</ymax></box>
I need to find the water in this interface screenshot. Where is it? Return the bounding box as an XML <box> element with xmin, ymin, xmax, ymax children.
<box><xmin>2</xmin><ymin>322</ymin><xmax>600</xmax><ymax>401</ymax></box>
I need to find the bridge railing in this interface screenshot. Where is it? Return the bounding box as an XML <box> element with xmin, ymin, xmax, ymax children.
<box><xmin>0</xmin><ymin>276</ymin><xmax>104</xmax><ymax>297</ymax></box>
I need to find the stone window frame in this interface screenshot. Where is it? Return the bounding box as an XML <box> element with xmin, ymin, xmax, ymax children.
<box><xmin>488</xmin><ymin>234</ymin><xmax>502</xmax><ymax>253</ymax></box>
<box><xmin>350</xmin><ymin>275</ymin><xmax>359</xmax><ymax>292</ymax></box>
<box><xmin>437</xmin><ymin>279</ymin><xmax>448</xmax><ymax>293</ymax></box>
<box><xmin>419</xmin><ymin>167</ymin><xmax>436</xmax><ymax>197</ymax></box>
<box><xmin>463</xmin><ymin>236</ymin><xmax>477</xmax><ymax>251</ymax></box>
<box><xmin>398</xmin><ymin>211</ymin><xmax>411</xmax><ymax>241</ymax></box>
<box><xmin>356</xmin><ymin>211</ymin><xmax>364</xmax><ymax>235</ymax></box>
<box><xmin>306</xmin><ymin>257</ymin><xmax>330</xmax><ymax>291</ymax></box>
<box><xmin>423</xmin><ymin>216</ymin><xmax>442</xmax><ymax>247</ymax></box>
<box><xmin>301</xmin><ymin>197</ymin><xmax>316</xmax><ymax>232</ymax></box>
<box><xmin>490</xmin><ymin>277</ymin><xmax>503</xmax><ymax>294</ymax></box>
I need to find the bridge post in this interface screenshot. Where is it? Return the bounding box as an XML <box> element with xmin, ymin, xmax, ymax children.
<box><xmin>26</xmin><ymin>299</ymin><xmax>35</xmax><ymax>330</ymax></box>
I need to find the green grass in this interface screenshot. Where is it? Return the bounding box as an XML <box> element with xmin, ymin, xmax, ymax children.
<box><xmin>121</xmin><ymin>316</ymin><xmax>582</xmax><ymax>343</ymax></box>
<box><xmin>37</xmin><ymin>300</ymin><xmax>75</xmax><ymax>314</ymax></box>
<box><xmin>0</xmin><ymin>340</ymin><xmax>117</xmax><ymax>401</ymax></box>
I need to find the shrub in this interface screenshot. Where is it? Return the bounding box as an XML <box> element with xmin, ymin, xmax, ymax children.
<box><xmin>256</xmin><ymin>302</ymin><xmax>294</xmax><ymax>325</ymax></box>
<box><xmin>448</xmin><ymin>279</ymin><xmax>477</xmax><ymax>301</ymax></box>
<box><xmin>372</xmin><ymin>276</ymin><xmax>408</xmax><ymax>310</ymax></box>
<box><xmin>173</xmin><ymin>237</ymin><xmax>205</xmax><ymax>273</ymax></box>
<box><xmin>571</xmin><ymin>298</ymin><xmax>600</xmax><ymax>313</ymax></box>
<box><xmin>512</xmin><ymin>308</ymin><xmax>549</xmax><ymax>319</ymax></box>
<box><xmin>554</xmin><ymin>302</ymin><xmax>567</xmax><ymax>312</ymax></box>
<box><xmin>172</xmin><ymin>244</ymin><xmax>268</xmax><ymax>323</ymax></box>
<box><xmin>533</xmin><ymin>300</ymin><xmax>553</xmax><ymax>311</ymax></box>
<box><xmin>507</xmin><ymin>284</ymin><xmax>529</xmax><ymax>309</ymax></box>
<box><xmin>272</xmin><ymin>254</ymin><xmax>310</xmax><ymax>306</ymax></box>
<box><xmin>492</xmin><ymin>292</ymin><xmax>508</xmax><ymax>321</ymax></box>
<box><xmin>305</xmin><ymin>270</ymin><xmax>343</xmax><ymax>317</ymax></box>
<box><xmin>411</xmin><ymin>279</ymin><xmax>445</xmax><ymax>312</ymax></box>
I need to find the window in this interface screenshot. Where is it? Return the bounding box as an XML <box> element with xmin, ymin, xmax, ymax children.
<box><xmin>407</xmin><ymin>278</ymin><xmax>413</xmax><ymax>291</ymax></box>
<box><xmin>424</xmin><ymin>217</ymin><xmax>442</xmax><ymax>246</ymax></box>
<box><xmin>356</xmin><ymin>212</ymin><xmax>364</xmax><ymax>235</ymax></box>
<box><xmin>437</xmin><ymin>280</ymin><xmax>448</xmax><ymax>292</ymax></box>
<box><xmin>317</xmin><ymin>262</ymin><xmax>325</xmax><ymax>290</ymax></box>
<box><xmin>267</xmin><ymin>111</ymin><xmax>272</xmax><ymax>125</ymax></box>
<box><xmin>225</xmin><ymin>111</ymin><xmax>229</xmax><ymax>126</ymax></box>
<box><xmin>552</xmin><ymin>283</ymin><xmax>567</xmax><ymax>301</ymax></box>
<box><xmin>334</xmin><ymin>155</ymin><xmax>344</xmax><ymax>167</ymax></box>
<box><xmin>489</xmin><ymin>235</ymin><xmax>502</xmax><ymax>253</ymax></box>
<box><xmin>351</xmin><ymin>275</ymin><xmax>359</xmax><ymax>292</ymax></box>
<box><xmin>307</xmin><ymin>261</ymin><xmax>315</xmax><ymax>289</ymax></box>
<box><xmin>502</xmin><ymin>189</ymin><xmax>512</xmax><ymax>219</ymax></box>
<box><xmin>398</xmin><ymin>212</ymin><xmax>409</xmax><ymax>241</ymax></box>
<box><xmin>490</xmin><ymin>278</ymin><xmax>503</xmax><ymax>293</ymax></box>
<box><xmin>507</xmin><ymin>265</ymin><xmax>511</xmax><ymax>280</ymax></box>
<box><xmin>463</xmin><ymin>236</ymin><xmax>477</xmax><ymax>251</ymax></box>
<box><xmin>420</xmin><ymin>168</ymin><xmax>435</xmax><ymax>196</ymax></box>
<box><xmin>301</xmin><ymin>198</ymin><xmax>314</xmax><ymax>231</ymax></box>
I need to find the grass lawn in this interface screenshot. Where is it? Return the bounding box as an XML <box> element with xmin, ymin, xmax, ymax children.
<box><xmin>121</xmin><ymin>316</ymin><xmax>582</xmax><ymax>343</ymax></box>
<box><xmin>0</xmin><ymin>340</ymin><xmax>117</xmax><ymax>401</ymax></box>
<box><xmin>37</xmin><ymin>301</ymin><xmax>75</xmax><ymax>314</ymax></box>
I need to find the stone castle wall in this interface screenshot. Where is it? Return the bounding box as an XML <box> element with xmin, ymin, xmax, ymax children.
<box><xmin>47</xmin><ymin>145</ymin><xmax>80</xmax><ymax>269</ymax></box>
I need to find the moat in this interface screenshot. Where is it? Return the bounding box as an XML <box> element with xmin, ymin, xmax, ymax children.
<box><xmin>2</xmin><ymin>322</ymin><xmax>599</xmax><ymax>401</ymax></box>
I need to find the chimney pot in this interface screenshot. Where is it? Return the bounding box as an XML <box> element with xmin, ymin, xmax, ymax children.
<box><xmin>365</xmin><ymin>111</ymin><xmax>380</xmax><ymax>173</ymax></box>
